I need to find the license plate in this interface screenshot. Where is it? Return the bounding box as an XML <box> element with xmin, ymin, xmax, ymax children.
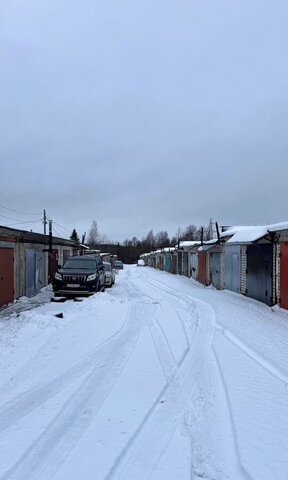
<box><xmin>67</xmin><ymin>284</ymin><xmax>80</xmax><ymax>288</ymax></box>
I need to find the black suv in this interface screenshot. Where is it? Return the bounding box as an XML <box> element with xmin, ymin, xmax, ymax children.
<box><xmin>53</xmin><ymin>255</ymin><xmax>106</xmax><ymax>297</ymax></box>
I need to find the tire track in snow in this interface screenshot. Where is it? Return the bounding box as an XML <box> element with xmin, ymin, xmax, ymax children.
<box><xmin>0</xmin><ymin>279</ymin><xmax>136</xmax><ymax>431</ymax></box>
<box><xmin>105</xmin><ymin>297</ymin><xmax>210</xmax><ymax>480</ymax></box>
<box><xmin>113</xmin><ymin>272</ymin><xmax>252</xmax><ymax>480</ymax></box>
<box><xmin>142</xmin><ymin>275</ymin><xmax>254</xmax><ymax>479</ymax></box>
<box><xmin>0</xmin><ymin>323</ymin><xmax>127</xmax><ymax>433</ymax></box>
<box><xmin>148</xmin><ymin>313</ymin><xmax>178</xmax><ymax>381</ymax></box>
<box><xmin>218</xmin><ymin>328</ymin><xmax>288</xmax><ymax>384</ymax></box>
<box><xmin>144</xmin><ymin>274</ymin><xmax>288</xmax><ymax>385</ymax></box>
<box><xmin>0</xmin><ymin>298</ymin><xmax>132</xmax><ymax>432</ymax></box>
<box><xmin>0</xmin><ymin>289</ymin><xmax>154</xmax><ymax>480</ymax></box>
<box><xmin>125</xmin><ymin>277</ymin><xmax>182</xmax><ymax>382</ymax></box>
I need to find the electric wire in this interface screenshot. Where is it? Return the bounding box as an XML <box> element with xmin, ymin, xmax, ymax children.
<box><xmin>52</xmin><ymin>220</ymin><xmax>72</xmax><ymax>234</ymax></box>
<box><xmin>0</xmin><ymin>204</ymin><xmax>41</xmax><ymax>215</ymax></box>
<box><xmin>0</xmin><ymin>213</ymin><xmax>41</xmax><ymax>223</ymax></box>
<box><xmin>5</xmin><ymin>219</ymin><xmax>43</xmax><ymax>228</ymax></box>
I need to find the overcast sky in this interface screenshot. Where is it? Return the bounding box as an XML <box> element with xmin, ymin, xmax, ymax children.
<box><xmin>0</xmin><ymin>0</ymin><xmax>287</xmax><ymax>242</ymax></box>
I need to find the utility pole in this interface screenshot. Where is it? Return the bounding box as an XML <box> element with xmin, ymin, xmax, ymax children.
<box><xmin>49</xmin><ymin>220</ymin><xmax>53</xmax><ymax>253</ymax></box>
<box><xmin>80</xmin><ymin>232</ymin><xmax>86</xmax><ymax>256</ymax></box>
<box><xmin>43</xmin><ymin>209</ymin><xmax>47</xmax><ymax>235</ymax></box>
<box><xmin>215</xmin><ymin>222</ymin><xmax>220</xmax><ymax>242</ymax></box>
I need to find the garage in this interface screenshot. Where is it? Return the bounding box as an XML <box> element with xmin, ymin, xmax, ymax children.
<box><xmin>280</xmin><ymin>242</ymin><xmax>288</xmax><ymax>309</ymax></box>
<box><xmin>224</xmin><ymin>245</ymin><xmax>241</xmax><ymax>294</ymax></box>
<box><xmin>246</xmin><ymin>244</ymin><xmax>273</xmax><ymax>306</ymax></box>
<box><xmin>0</xmin><ymin>247</ymin><xmax>14</xmax><ymax>307</ymax></box>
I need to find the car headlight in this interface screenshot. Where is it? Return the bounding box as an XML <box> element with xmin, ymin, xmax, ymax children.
<box><xmin>87</xmin><ymin>273</ymin><xmax>97</xmax><ymax>281</ymax></box>
<box><xmin>54</xmin><ymin>272</ymin><xmax>62</xmax><ymax>281</ymax></box>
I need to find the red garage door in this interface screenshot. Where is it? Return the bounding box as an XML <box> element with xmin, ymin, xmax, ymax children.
<box><xmin>0</xmin><ymin>248</ymin><xmax>14</xmax><ymax>307</ymax></box>
<box><xmin>198</xmin><ymin>252</ymin><xmax>207</xmax><ymax>286</ymax></box>
<box><xmin>280</xmin><ymin>242</ymin><xmax>288</xmax><ymax>310</ymax></box>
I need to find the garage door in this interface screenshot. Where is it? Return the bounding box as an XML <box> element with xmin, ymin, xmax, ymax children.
<box><xmin>247</xmin><ymin>244</ymin><xmax>273</xmax><ymax>306</ymax></box>
<box><xmin>280</xmin><ymin>242</ymin><xmax>288</xmax><ymax>310</ymax></box>
<box><xmin>0</xmin><ymin>248</ymin><xmax>14</xmax><ymax>307</ymax></box>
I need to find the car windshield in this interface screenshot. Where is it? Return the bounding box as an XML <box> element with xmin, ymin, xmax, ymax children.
<box><xmin>104</xmin><ymin>264</ymin><xmax>111</xmax><ymax>271</ymax></box>
<box><xmin>115</xmin><ymin>261</ymin><xmax>122</xmax><ymax>266</ymax></box>
<box><xmin>63</xmin><ymin>258</ymin><xmax>97</xmax><ymax>270</ymax></box>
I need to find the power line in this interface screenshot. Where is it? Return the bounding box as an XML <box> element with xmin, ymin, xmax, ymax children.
<box><xmin>0</xmin><ymin>204</ymin><xmax>41</xmax><ymax>215</ymax></box>
<box><xmin>0</xmin><ymin>213</ymin><xmax>37</xmax><ymax>222</ymax></box>
<box><xmin>250</xmin><ymin>209</ymin><xmax>288</xmax><ymax>225</ymax></box>
<box><xmin>5</xmin><ymin>219</ymin><xmax>42</xmax><ymax>228</ymax></box>
<box><xmin>52</xmin><ymin>225</ymin><xmax>66</xmax><ymax>238</ymax></box>
<box><xmin>52</xmin><ymin>220</ymin><xmax>72</xmax><ymax>234</ymax></box>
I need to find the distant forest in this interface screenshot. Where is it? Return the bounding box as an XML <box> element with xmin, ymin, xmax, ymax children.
<box><xmin>72</xmin><ymin>219</ymin><xmax>215</xmax><ymax>264</ymax></box>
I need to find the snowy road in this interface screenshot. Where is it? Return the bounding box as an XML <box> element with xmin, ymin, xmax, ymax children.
<box><xmin>0</xmin><ymin>266</ymin><xmax>287</xmax><ymax>480</ymax></box>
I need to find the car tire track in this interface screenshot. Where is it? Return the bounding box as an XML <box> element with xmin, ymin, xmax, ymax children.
<box><xmin>110</xmin><ymin>272</ymin><xmax>252</xmax><ymax>480</ymax></box>
<box><xmin>0</xmin><ymin>298</ymin><xmax>154</xmax><ymax>480</ymax></box>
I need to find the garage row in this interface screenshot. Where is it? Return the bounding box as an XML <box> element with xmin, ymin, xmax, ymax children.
<box><xmin>0</xmin><ymin>226</ymin><xmax>80</xmax><ymax>308</ymax></box>
<box><xmin>140</xmin><ymin>222</ymin><xmax>288</xmax><ymax>310</ymax></box>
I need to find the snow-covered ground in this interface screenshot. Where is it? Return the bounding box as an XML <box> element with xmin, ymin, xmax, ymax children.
<box><xmin>0</xmin><ymin>266</ymin><xmax>287</xmax><ymax>480</ymax></box>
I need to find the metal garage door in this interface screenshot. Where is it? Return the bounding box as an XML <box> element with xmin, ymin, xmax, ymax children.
<box><xmin>177</xmin><ymin>252</ymin><xmax>182</xmax><ymax>275</ymax></box>
<box><xmin>247</xmin><ymin>244</ymin><xmax>273</xmax><ymax>306</ymax></box>
<box><xmin>26</xmin><ymin>250</ymin><xmax>46</xmax><ymax>297</ymax></box>
<box><xmin>198</xmin><ymin>252</ymin><xmax>207</xmax><ymax>285</ymax></box>
<box><xmin>224</xmin><ymin>245</ymin><xmax>241</xmax><ymax>293</ymax></box>
<box><xmin>211</xmin><ymin>253</ymin><xmax>221</xmax><ymax>290</ymax></box>
<box><xmin>0</xmin><ymin>247</ymin><xmax>14</xmax><ymax>307</ymax></box>
<box><xmin>183</xmin><ymin>252</ymin><xmax>188</xmax><ymax>277</ymax></box>
<box><xmin>280</xmin><ymin>242</ymin><xmax>288</xmax><ymax>310</ymax></box>
<box><xmin>190</xmin><ymin>253</ymin><xmax>198</xmax><ymax>280</ymax></box>
<box><xmin>164</xmin><ymin>255</ymin><xmax>171</xmax><ymax>272</ymax></box>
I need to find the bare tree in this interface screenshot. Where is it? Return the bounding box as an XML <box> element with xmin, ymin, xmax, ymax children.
<box><xmin>182</xmin><ymin>224</ymin><xmax>197</xmax><ymax>241</ymax></box>
<box><xmin>87</xmin><ymin>220</ymin><xmax>99</xmax><ymax>248</ymax></box>
<box><xmin>145</xmin><ymin>229</ymin><xmax>156</xmax><ymax>251</ymax></box>
<box><xmin>155</xmin><ymin>231</ymin><xmax>170</xmax><ymax>249</ymax></box>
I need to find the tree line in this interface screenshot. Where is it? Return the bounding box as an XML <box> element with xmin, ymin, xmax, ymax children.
<box><xmin>70</xmin><ymin>219</ymin><xmax>215</xmax><ymax>264</ymax></box>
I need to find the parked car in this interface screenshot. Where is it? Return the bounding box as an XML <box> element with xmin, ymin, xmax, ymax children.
<box><xmin>114</xmin><ymin>260</ymin><xmax>123</xmax><ymax>270</ymax></box>
<box><xmin>53</xmin><ymin>255</ymin><xmax>105</xmax><ymax>297</ymax></box>
<box><xmin>103</xmin><ymin>261</ymin><xmax>115</xmax><ymax>287</ymax></box>
<box><xmin>137</xmin><ymin>259</ymin><xmax>145</xmax><ymax>267</ymax></box>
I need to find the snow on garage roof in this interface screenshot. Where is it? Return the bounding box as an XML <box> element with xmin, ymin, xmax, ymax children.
<box><xmin>178</xmin><ymin>240</ymin><xmax>201</xmax><ymax>248</ymax></box>
<box><xmin>221</xmin><ymin>221</ymin><xmax>288</xmax><ymax>243</ymax></box>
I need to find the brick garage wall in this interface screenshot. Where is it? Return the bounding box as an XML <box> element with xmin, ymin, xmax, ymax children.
<box><xmin>240</xmin><ymin>245</ymin><xmax>247</xmax><ymax>295</ymax></box>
